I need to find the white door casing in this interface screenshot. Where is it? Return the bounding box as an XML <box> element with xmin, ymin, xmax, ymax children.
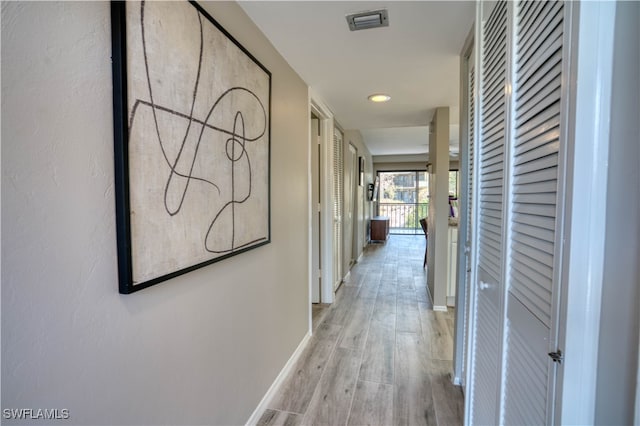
<box><xmin>310</xmin><ymin>91</ymin><xmax>335</xmax><ymax>305</ymax></box>
<box><xmin>310</xmin><ymin>117</ymin><xmax>321</xmax><ymax>304</ymax></box>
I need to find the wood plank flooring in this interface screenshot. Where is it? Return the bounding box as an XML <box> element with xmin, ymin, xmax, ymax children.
<box><xmin>257</xmin><ymin>235</ymin><xmax>463</xmax><ymax>426</ymax></box>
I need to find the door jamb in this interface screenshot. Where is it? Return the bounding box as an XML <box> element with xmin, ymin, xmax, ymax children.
<box><xmin>453</xmin><ymin>24</ymin><xmax>475</xmax><ymax>388</ymax></box>
<box><xmin>556</xmin><ymin>2</ymin><xmax>616</xmax><ymax>423</ymax></box>
<box><xmin>310</xmin><ymin>89</ymin><xmax>335</xmax><ymax>305</ymax></box>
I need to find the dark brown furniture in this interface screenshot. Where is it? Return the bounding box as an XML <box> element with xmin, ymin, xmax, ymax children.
<box><xmin>370</xmin><ymin>216</ymin><xmax>390</xmax><ymax>242</ymax></box>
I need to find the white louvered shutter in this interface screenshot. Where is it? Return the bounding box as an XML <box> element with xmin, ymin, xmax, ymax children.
<box><xmin>462</xmin><ymin>49</ymin><xmax>475</xmax><ymax>387</ymax></box>
<box><xmin>502</xmin><ymin>1</ymin><xmax>565</xmax><ymax>424</ymax></box>
<box><xmin>333</xmin><ymin>129</ymin><xmax>343</xmax><ymax>290</ymax></box>
<box><xmin>469</xmin><ymin>2</ymin><xmax>507</xmax><ymax>424</ymax></box>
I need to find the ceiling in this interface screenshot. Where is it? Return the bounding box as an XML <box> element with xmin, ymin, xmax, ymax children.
<box><xmin>239</xmin><ymin>1</ymin><xmax>475</xmax><ymax>157</ymax></box>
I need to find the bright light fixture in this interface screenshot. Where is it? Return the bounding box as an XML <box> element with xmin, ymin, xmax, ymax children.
<box><xmin>368</xmin><ymin>94</ymin><xmax>391</xmax><ymax>103</ymax></box>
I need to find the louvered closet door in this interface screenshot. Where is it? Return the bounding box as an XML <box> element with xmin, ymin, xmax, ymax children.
<box><xmin>502</xmin><ymin>1</ymin><xmax>565</xmax><ymax>423</ymax></box>
<box><xmin>469</xmin><ymin>1</ymin><xmax>507</xmax><ymax>424</ymax></box>
<box><xmin>462</xmin><ymin>47</ymin><xmax>475</xmax><ymax>390</ymax></box>
<box><xmin>333</xmin><ymin>129</ymin><xmax>343</xmax><ymax>290</ymax></box>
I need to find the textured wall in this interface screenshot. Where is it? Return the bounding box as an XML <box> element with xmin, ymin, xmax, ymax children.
<box><xmin>1</xmin><ymin>1</ymin><xmax>309</xmax><ymax>424</ymax></box>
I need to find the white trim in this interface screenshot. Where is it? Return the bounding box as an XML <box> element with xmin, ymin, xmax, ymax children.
<box><xmin>433</xmin><ymin>305</ymin><xmax>448</xmax><ymax>312</ymax></box>
<box><xmin>310</xmin><ymin>89</ymin><xmax>335</xmax><ymax>304</ymax></box>
<box><xmin>453</xmin><ymin>23</ymin><xmax>475</xmax><ymax>390</ymax></box>
<box><xmin>307</xmin><ymin>96</ymin><xmax>313</xmax><ymax>332</ymax></box>
<box><xmin>556</xmin><ymin>2</ymin><xmax>616</xmax><ymax>424</ymax></box>
<box><xmin>245</xmin><ymin>332</ymin><xmax>312</xmax><ymax>425</ymax></box>
<box><xmin>464</xmin><ymin>3</ymin><xmax>484</xmax><ymax>423</ymax></box>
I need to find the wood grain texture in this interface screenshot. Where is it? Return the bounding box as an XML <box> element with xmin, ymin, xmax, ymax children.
<box><xmin>257</xmin><ymin>409</ymin><xmax>303</xmax><ymax>426</ymax></box>
<box><xmin>394</xmin><ymin>332</ymin><xmax>437</xmax><ymax>426</ymax></box>
<box><xmin>269</xmin><ymin>323</ymin><xmax>342</xmax><ymax>414</ymax></box>
<box><xmin>339</xmin><ymin>301</ymin><xmax>375</xmax><ymax>353</ymax></box>
<box><xmin>360</xmin><ymin>310</ymin><xmax>395</xmax><ymax>384</ymax></box>
<box><xmin>312</xmin><ymin>304</ymin><xmax>330</xmax><ymax>331</ymax></box>
<box><xmin>302</xmin><ymin>348</ymin><xmax>361</xmax><ymax>425</ymax></box>
<box><xmin>260</xmin><ymin>235</ymin><xmax>462</xmax><ymax>425</ymax></box>
<box><xmin>347</xmin><ymin>380</ymin><xmax>393</xmax><ymax>426</ymax></box>
<box><xmin>429</xmin><ymin>359</ymin><xmax>464</xmax><ymax>426</ymax></box>
<box><xmin>322</xmin><ymin>287</ymin><xmax>359</xmax><ymax>325</ymax></box>
<box><xmin>420</xmin><ymin>307</ymin><xmax>454</xmax><ymax>360</ymax></box>
<box><xmin>396</xmin><ymin>301</ymin><xmax>422</xmax><ymax>333</ymax></box>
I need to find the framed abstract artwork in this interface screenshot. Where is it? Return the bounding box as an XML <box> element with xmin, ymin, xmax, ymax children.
<box><xmin>111</xmin><ymin>1</ymin><xmax>271</xmax><ymax>293</ymax></box>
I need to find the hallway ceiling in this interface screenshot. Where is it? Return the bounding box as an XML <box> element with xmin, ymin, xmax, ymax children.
<box><xmin>239</xmin><ymin>1</ymin><xmax>474</xmax><ymax>156</ymax></box>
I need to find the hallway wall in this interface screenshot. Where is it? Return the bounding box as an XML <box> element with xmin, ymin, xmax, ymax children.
<box><xmin>1</xmin><ymin>2</ymin><xmax>309</xmax><ymax>424</ymax></box>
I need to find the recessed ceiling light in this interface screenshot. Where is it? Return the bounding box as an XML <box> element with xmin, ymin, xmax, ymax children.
<box><xmin>368</xmin><ymin>94</ymin><xmax>391</xmax><ymax>103</ymax></box>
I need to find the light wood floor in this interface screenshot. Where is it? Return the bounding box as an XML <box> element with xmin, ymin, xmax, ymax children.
<box><xmin>257</xmin><ymin>235</ymin><xmax>463</xmax><ymax>426</ymax></box>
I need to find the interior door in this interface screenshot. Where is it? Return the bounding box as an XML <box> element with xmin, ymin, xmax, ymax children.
<box><xmin>311</xmin><ymin>117</ymin><xmax>321</xmax><ymax>303</ymax></box>
<box><xmin>502</xmin><ymin>1</ymin><xmax>566</xmax><ymax>423</ymax></box>
<box><xmin>469</xmin><ymin>1</ymin><xmax>507</xmax><ymax>424</ymax></box>
<box><xmin>333</xmin><ymin>129</ymin><xmax>343</xmax><ymax>291</ymax></box>
<box><xmin>343</xmin><ymin>144</ymin><xmax>357</xmax><ymax>272</ymax></box>
<box><xmin>461</xmin><ymin>44</ymin><xmax>476</xmax><ymax>392</ymax></box>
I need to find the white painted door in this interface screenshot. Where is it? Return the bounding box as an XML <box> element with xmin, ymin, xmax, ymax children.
<box><xmin>343</xmin><ymin>144</ymin><xmax>357</xmax><ymax>272</ymax></box>
<box><xmin>332</xmin><ymin>129</ymin><xmax>343</xmax><ymax>291</ymax></box>
<box><xmin>469</xmin><ymin>1</ymin><xmax>507</xmax><ymax>424</ymax></box>
<box><xmin>311</xmin><ymin>118</ymin><xmax>321</xmax><ymax>303</ymax></box>
<box><xmin>501</xmin><ymin>1</ymin><xmax>566</xmax><ymax>423</ymax></box>
<box><xmin>461</xmin><ymin>44</ymin><xmax>475</xmax><ymax>391</ymax></box>
<box><xmin>468</xmin><ymin>1</ymin><xmax>568</xmax><ymax>424</ymax></box>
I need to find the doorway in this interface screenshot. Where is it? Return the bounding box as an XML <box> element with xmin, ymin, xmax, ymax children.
<box><xmin>344</xmin><ymin>143</ymin><xmax>357</xmax><ymax>270</ymax></box>
<box><xmin>310</xmin><ymin>115</ymin><xmax>321</xmax><ymax>304</ymax></box>
<box><xmin>310</xmin><ymin>96</ymin><xmax>336</xmax><ymax>307</ymax></box>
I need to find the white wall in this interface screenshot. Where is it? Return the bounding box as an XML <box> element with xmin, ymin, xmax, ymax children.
<box><xmin>595</xmin><ymin>1</ymin><xmax>640</xmax><ymax>423</ymax></box>
<box><xmin>1</xmin><ymin>2</ymin><xmax>309</xmax><ymax>424</ymax></box>
<box><xmin>427</xmin><ymin>107</ymin><xmax>450</xmax><ymax>308</ymax></box>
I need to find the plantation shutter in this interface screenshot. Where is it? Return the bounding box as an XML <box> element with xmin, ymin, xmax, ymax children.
<box><xmin>333</xmin><ymin>129</ymin><xmax>343</xmax><ymax>290</ymax></box>
<box><xmin>462</xmin><ymin>49</ymin><xmax>476</xmax><ymax>386</ymax></box>
<box><xmin>502</xmin><ymin>1</ymin><xmax>565</xmax><ymax>424</ymax></box>
<box><xmin>469</xmin><ymin>1</ymin><xmax>507</xmax><ymax>424</ymax></box>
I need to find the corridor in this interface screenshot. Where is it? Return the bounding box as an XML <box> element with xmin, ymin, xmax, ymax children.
<box><xmin>257</xmin><ymin>235</ymin><xmax>463</xmax><ymax>425</ymax></box>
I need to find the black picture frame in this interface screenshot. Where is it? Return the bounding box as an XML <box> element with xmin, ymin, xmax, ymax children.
<box><xmin>111</xmin><ymin>1</ymin><xmax>271</xmax><ymax>294</ymax></box>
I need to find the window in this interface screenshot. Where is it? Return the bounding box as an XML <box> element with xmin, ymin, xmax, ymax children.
<box><xmin>449</xmin><ymin>170</ymin><xmax>459</xmax><ymax>198</ymax></box>
<box><xmin>377</xmin><ymin>171</ymin><xmax>429</xmax><ymax>234</ymax></box>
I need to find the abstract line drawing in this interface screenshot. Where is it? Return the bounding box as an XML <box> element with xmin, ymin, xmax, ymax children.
<box><xmin>112</xmin><ymin>1</ymin><xmax>271</xmax><ymax>293</ymax></box>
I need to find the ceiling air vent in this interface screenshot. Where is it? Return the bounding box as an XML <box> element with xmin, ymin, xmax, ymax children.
<box><xmin>346</xmin><ymin>9</ymin><xmax>389</xmax><ymax>31</ymax></box>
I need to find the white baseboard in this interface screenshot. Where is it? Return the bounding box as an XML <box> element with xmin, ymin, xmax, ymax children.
<box><xmin>245</xmin><ymin>331</ymin><xmax>312</xmax><ymax>425</ymax></box>
<box><xmin>434</xmin><ymin>305</ymin><xmax>448</xmax><ymax>312</ymax></box>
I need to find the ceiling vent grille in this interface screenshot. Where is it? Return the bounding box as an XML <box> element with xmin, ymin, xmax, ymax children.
<box><xmin>346</xmin><ymin>9</ymin><xmax>389</xmax><ymax>31</ymax></box>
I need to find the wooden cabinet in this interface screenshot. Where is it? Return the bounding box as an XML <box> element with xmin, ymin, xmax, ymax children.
<box><xmin>370</xmin><ymin>216</ymin><xmax>390</xmax><ymax>242</ymax></box>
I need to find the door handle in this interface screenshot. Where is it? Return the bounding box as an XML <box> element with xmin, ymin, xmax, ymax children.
<box><xmin>479</xmin><ymin>280</ymin><xmax>491</xmax><ymax>291</ymax></box>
